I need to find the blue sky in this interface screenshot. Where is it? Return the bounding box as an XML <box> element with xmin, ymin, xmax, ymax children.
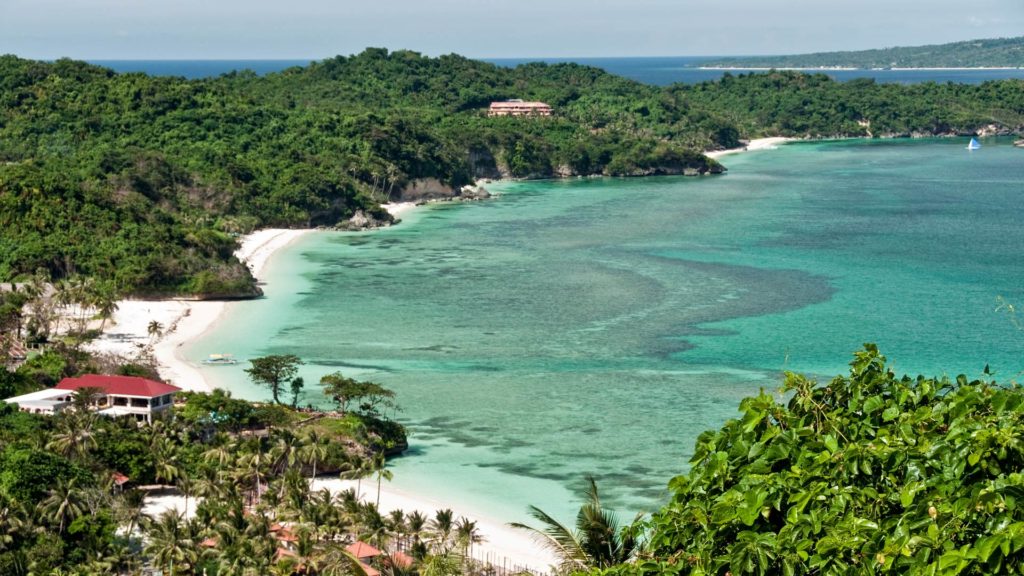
<box><xmin>2</xmin><ymin>0</ymin><xmax>1022</xmax><ymax>59</ymax></box>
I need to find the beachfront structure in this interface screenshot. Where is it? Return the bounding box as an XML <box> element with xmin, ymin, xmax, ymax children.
<box><xmin>3</xmin><ymin>374</ymin><xmax>180</xmax><ymax>422</ymax></box>
<box><xmin>488</xmin><ymin>100</ymin><xmax>553</xmax><ymax>117</ymax></box>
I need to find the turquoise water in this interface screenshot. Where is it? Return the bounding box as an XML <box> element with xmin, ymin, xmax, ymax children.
<box><xmin>188</xmin><ymin>137</ymin><xmax>1024</xmax><ymax>523</ymax></box>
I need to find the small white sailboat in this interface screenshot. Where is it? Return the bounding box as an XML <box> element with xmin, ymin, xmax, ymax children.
<box><xmin>202</xmin><ymin>353</ymin><xmax>238</xmax><ymax>365</ymax></box>
<box><xmin>967</xmin><ymin>137</ymin><xmax>981</xmax><ymax>150</ymax></box>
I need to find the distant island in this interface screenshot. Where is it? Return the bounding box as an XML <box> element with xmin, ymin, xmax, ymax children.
<box><xmin>704</xmin><ymin>36</ymin><xmax>1024</xmax><ymax>69</ymax></box>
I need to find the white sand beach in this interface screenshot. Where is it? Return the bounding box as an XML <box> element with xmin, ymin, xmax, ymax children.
<box><xmin>705</xmin><ymin>136</ymin><xmax>796</xmax><ymax>160</ymax></box>
<box><xmin>311</xmin><ymin>477</ymin><xmax>558</xmax><ymax>573</ymax></box>
<box><xmin>87</xmin><ymin>229</ymin><xmax>312</xmax><ymax>391</ymax></box>
<box><xmin>138</xmin><ymin>477</ymin><xmax>557</xmax><ymax>573</ymax></box>
<box><xmin>382</xmin><ymin>201</ymin><xmax>419</xmax><ymax>219</ymax></box>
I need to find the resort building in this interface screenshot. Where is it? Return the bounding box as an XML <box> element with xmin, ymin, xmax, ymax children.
<box><xmin>3</xmin><ymin>374</ymin><xmax>180</xmax><ymax>422</ymax></box>
<box><xmin>488</xmin><ymin>99</ymin><xmax>553</xmax><ymax>117</ymax></box>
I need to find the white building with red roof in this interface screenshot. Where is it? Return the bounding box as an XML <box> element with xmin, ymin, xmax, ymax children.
<box><xmin>488</xmin><ymin>100</ymin><xmax>553</xmax><ymax>117</ymax></box>
<box><xmin>3</xmin><ymin>374</ymin><xmax>180</xmax><ymax>423</ymax></box>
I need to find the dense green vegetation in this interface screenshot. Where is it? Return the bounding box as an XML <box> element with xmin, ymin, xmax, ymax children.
<box><xmin>0</xmin><ymin>364</ymin><xmax>422</xmax><ymax>575</ymax></box>
<box><xmin>2</xmin><ymin>50</ymin><xmax>1022</xmax><ymax>296</ymax></box>
<box><xmin>707</xmin><ymin>36</ymin><xmax>1024</xmax><ymax>69</ymax></box>
<box><xmin>587</xmin><ymin>346</ymin><xmax>1024</xmax><ymax>575</ymax></box>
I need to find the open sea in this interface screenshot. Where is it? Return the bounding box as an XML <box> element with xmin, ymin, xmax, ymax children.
<box><xmin>90</xmin><ymin>58</ymin><xmax>1024</xmax><ymax>85</ymax></box>
<box><xmin>186</xmin><ymin>137</ymin><xmax>1024</xmax><ymax>524</ymax></box>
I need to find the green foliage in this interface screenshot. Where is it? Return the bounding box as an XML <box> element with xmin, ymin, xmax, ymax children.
<box><xmin>0</xmin><ymin>446</ymin><xmax>92</xmax><ymax>502</ymax></box>
<box><xmin>513</xmin><ymin>477</ymin><xmax>638</xmax><ymax>574</ymax></box>
<box><xmin>320</xmin><ymin>371</ymin><xmax>397</xmax><ymax>417</ymax></box>
<box><xmin>244</xmin><ymin>354</ymin><xmax>303</xmax><ymax>405</ymax></box>
<box><xmin>92</xmin><ymin>419</ymin><xmax>156</xmax><ymax>483</ymax></box>
<box><xmin>597</xmin><ymin>345</ymin><xmax>1024</xmax><ymax>576</ymax></box>
<box><xmin>1</xmin><ymin>51</ymin><xmax>1020</xmax><ymax>296</ymax></box>
<box><xmin>16</xmin><ymin>350</ymin><xmax>68</xmax><ymax>387</ymax></box>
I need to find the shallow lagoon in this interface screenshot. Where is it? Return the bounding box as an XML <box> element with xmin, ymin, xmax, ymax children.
<box><xmin>189</xmin><ymin>138</ymin><xmax>1024</xmax><ymax>522</ymax></box>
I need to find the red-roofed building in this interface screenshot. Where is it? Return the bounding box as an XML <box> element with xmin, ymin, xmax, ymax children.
<box><xmin>386</xmin><ymin>550</ymin><xmax>415</xmax><ymax>569</ymax></box>
<box><xmin>488</xmin><ymin>100</ymin><xmax>553</xmax><ymax>117</ymax></box>
<box><xmin>4</xmin><ymin>374</ymin><xmax>180</xmax><ymax>423</ymax></box>
<box><xmin>346</xmin><ymin>541</ymin><xmax>383</xmax><ymax>561</ymax></box>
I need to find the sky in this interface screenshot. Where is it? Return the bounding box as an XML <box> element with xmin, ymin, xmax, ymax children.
<box><xmin>2</xmin><ymin>0</ymin><xmax>1022</xmax><ymax>59</ymax></box>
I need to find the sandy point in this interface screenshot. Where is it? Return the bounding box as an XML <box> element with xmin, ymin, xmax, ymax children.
<box><xmin>705</xmin><ymin>136</ymin><xmax>797</xmax><ymax>159</ymax></box>
<box><xmin>87</xmin><ymin>229</ymin><xmax>312</xmax><ymax>392</ymax></box>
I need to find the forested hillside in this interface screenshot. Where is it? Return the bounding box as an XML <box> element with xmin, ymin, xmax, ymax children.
<box><xmin>706</xmin><ymin>36</ymin><xmax>1024</xmax><ymax>69</ymax></box>
<box><xmin>1</xmin><ymin>49</ymin><xmax>1022</xmax><ymax>296</ymax></box>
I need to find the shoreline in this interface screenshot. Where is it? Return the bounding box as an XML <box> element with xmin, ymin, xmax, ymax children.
<box><xmin>704</xmin><ymin>136</ymin><xmax>797</xmax><ymax>159</ymax></box>
<box><xmin>698</xmin><ymin>66</ymin><xmax>1023</xmax><ymax>71</ymax></box>
<box><xmin>87</xmin><ymin>229</ymin><xmax>313</xmax><ymax>392</ymax></box>
<box><xmin>311</xmin><ymin>477</ymin><xmax>558</xmax><ymax>572</ymax></box>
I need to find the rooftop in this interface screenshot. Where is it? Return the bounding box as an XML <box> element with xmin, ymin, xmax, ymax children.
<box><xmin>55</xmin><ymin>374</ymin><xmax>180</xmax><ymax>398</ymax></box>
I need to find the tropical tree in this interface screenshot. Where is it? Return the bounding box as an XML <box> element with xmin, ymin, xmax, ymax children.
<box><xmin>300</xmin><ymin>429</ymin><xmax>330</xmax><ymax>479</ymax></box>
<box><xmin>455</xmin><ymin>516</ymin><xmax>484</xmax><ymax>559</ymax></box>
<box><xmin>48</xmin><ymin>411</ymin><xmax>99</xmax><ymax>461</ymax></box>
<box><xmin>430</xmin><ymin>509</ymin><xmax>455</xmax><ymax>553</ymax></box>
<box><xmin>373</xmin><ymin>452</ymin><xmax>393</xmax><ymax>509</ymax></box>
<box><xmin>39</xmin><ymin>477</ymin><xmax>88</xmax><ymax>534</ymax></box>
<box><xmin>320</xmin><ymin>372</ymin><xmax>397</xmax><ymax>416</ymax></box>
<box><xmin>511</xmin><ymin>476</ymin><xmax>637</xmax><ymax>573</ymax></box>
<box><xmin>595</xmin><ymin>345</ymin><xmax>1024</xmax><ymax>575</ymax></box>
<box><xmin>245</xmin><ymin>354</ymin><xmax>303</xmax><ymax>405</ymax></box>
<box><xmin>144</xmin><ymin>511</ymin><xmax>199</xmax><ymax>576</ymax></box>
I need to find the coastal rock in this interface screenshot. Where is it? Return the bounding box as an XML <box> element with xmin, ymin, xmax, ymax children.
<box><xmin>457</xmin><ymin>184</ymin><xmax>491</xmax><ymax>200</ymax></box>
<box><xmin>469</xmin><ymin>147</ymin><xmax>503</xmax><ymax>180</ymax></box>
<box><xmin>396</xmin><ymin>177</ymin><xmax>457</xmax><ymax>202</ymax></box>
<box><xmin>335</xmin><ymin>209</ymin><xmax>394</xmax><ymax>231</ymax></box>
<box><xmin>1015</xmin><ymin>139</ymin><xmax>1024</xmax><ymax>148</ymax></box>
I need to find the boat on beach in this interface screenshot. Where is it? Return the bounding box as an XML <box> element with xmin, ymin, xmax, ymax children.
<box><xmin>967</xmin><ymin>137</ymin><xmax>981</xmax><ymax>150</ymax></box>
<box><xmin>202</xmin><ymin>353</ymin><xmax>238</xmax><ymax>365</ymax></box>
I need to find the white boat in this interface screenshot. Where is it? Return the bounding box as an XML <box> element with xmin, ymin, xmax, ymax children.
<box><xmin>202</xmin><ymin>354</ymin><xmax>238</xmax><ymax>365</ymax></box>
<box><xmin>967</xmin><ymin>137</ymin><xmax>981</xmax><ymax>150</ymax></box>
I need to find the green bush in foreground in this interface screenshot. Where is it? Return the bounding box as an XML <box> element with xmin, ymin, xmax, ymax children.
<box><xmin>598</xmin><ymin>345</ymin><xmax>1024</xmax><ymax>576</ymax></box>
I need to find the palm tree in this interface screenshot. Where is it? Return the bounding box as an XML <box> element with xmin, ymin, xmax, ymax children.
<box><xmin>269</xmin><ymin>428</ymin><xmax>302</xmax><ymax>475</ymax></box>
<box><xmin>0</xmin><ymin>504</ymin><xmax>26</xmax><ymax>551</ymax></box>
<box><xmin>373</xmin><ymin>452</ymin><xmax>393</xmax><ymax>509</ymax></box>
<box><xmin>152</xmin><ymin>437</ymin><xmax>181</xmax><ymax>487</ymax></box>
<box><xmin>406</xmin><ymin>510</ymin><xmax>428</xmax><ymax>555</ymax></box>
<box><xmin>144</xmin><ymin>510</ymin><xmax>198</xmax><ymax>576</ymax></box>
<box><xmin>510</xmin><ymin>476</ymin><xmax>638</xmax><ymax>574</ymax></box>
<box><xmin>454</xmin><ymin>517</ymin><xmax>484</xmax><ymax>560</ymax></box>
<box><xmin>147</xmin><ymin>320</ymin><xmax>164</xmax><ymax>346</ymax></box>
<box><xmin>429</xmin><ymin>509</ymin><xmax>455</xmax><ymax>553</ymax></box>
<box><xmin>300</xmin><ymin>429</ymin><xmax>330</xmax><ymax>480</ymax></box>
<box><xmin>115</xmin><ymin>488</ymin><xmax>149</xmax><ymax>539</ymax></box>
<box><xmin>40</xmin><ymin>478</ymin><xmax>87</xmax><ymax>534</ymax></box>
<box><xmin>47</xmin><ymin>412</ymin><xmax>98</xmax><ymax>461</ymax></box>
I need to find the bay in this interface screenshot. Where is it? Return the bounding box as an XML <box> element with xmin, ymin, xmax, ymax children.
<box><xmin>187</xmin><ymin>137</ymin><xmax>1024</xmax><ymax>523</ymax></box>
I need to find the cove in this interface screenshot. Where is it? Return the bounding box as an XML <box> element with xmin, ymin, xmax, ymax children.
<box><xmin>186</xmin><ymin>138</ymin><xmax>1024</xmax><ymax>523</ymax></box>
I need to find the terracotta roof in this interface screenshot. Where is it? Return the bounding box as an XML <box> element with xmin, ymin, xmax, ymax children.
<box><xmin>359</xmin><ymin>562</ymin><xmax>381</xmax><ymax>576</ymax></box>
<box><xmin>112</xmin><ymin>472</ymin><xmax>130</xmax><ymax>486</ymax></box>
<box><xmin>55</xmin><ymin>374</ymin><xmax>180</xmax><ymax>398</ymax></box>
<box><xmin>346</xmin><ymin>541</ymin><xmax>383</xmax><ymax>559</ymax></box>
<box><xmin>388</xmin><ymin>551</ymin><xmax>415</xmax><ymax>568</ymax></box>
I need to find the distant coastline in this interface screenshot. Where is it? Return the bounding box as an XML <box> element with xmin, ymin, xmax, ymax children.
<box><xmin>701</xmin><ymin>66</ymin><xmax>1023</xmax><ymax>71</ymax></box>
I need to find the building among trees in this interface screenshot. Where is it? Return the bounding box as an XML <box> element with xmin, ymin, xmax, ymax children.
<box><xmin>3</xmin><ymin>374</ymin><xmax>179</xmax><ymax>422</ymax></box>
<box><xmin>488</xmin><ymin>99</ymin><xmax>553</xmax><ymax>117</ymax></box>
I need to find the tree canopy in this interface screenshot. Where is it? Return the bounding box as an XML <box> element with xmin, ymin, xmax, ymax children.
<box><xmin>596</xmin><ymin>345</ymin><xmax>1024</xmax><ymax>576</ymax></box>
<box><xmin>1</xmin><ymin>51</ymin><xmax>1021</xmax><ymax>296</ymax></box>
<box><xmin>244</xmin><ymin>354</ymin><xmax>303</xmax><ymax>405</ymax></box>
